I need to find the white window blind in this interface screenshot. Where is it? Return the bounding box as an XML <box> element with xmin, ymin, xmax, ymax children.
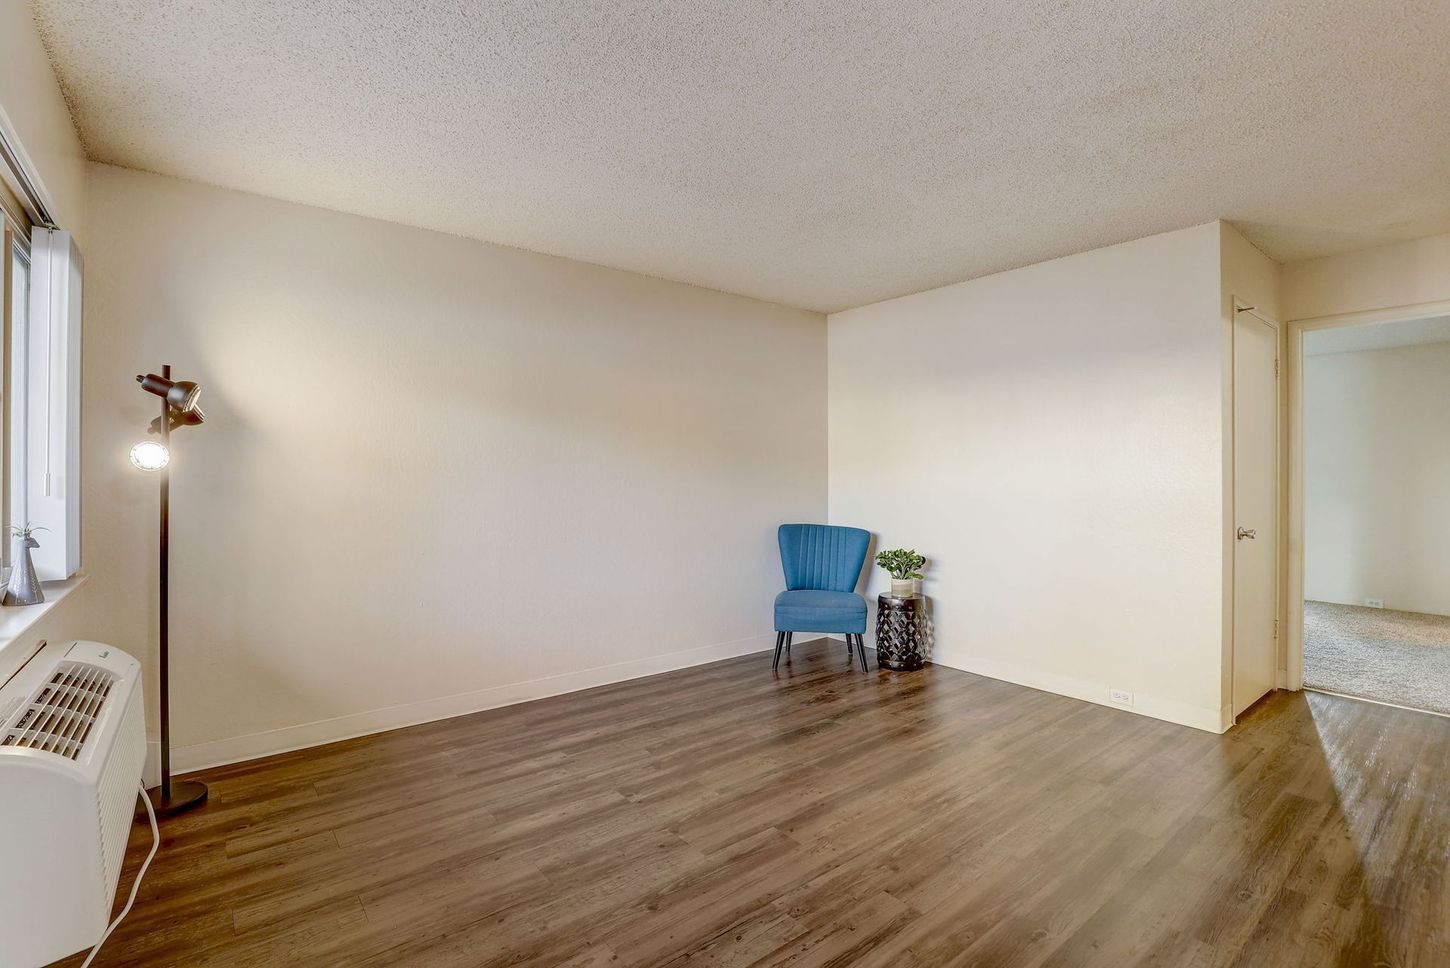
<box><xmin>21</xmin><ymin>227</ymin><xmax>82</xmax><ymax>580</ymax></box>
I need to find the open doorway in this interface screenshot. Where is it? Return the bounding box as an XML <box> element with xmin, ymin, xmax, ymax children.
<box><xmin>1296</xmin><ymin>313</ymin><xmax>1450</xmax><ymax>715</ymax></box>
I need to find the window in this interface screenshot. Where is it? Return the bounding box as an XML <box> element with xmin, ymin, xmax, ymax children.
<box><xmin>1</xmin><ymin>122</ymin><xmax>82</xmax><ymax>583</ymax></box>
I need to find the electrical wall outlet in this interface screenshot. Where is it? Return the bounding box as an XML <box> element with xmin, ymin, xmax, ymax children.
<box><xmin>1109</xmin><ymin>688</ymin><xmax>1133</xmax><ymax>706</ymax></box>
<box><xmin>1364</xmin><ymin>598</ymin><xmax>1385</xmax><ymax>609</ymax></box>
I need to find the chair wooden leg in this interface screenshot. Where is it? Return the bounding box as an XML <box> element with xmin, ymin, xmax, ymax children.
<box><xmin>856</xmin><ymin>634</ymin><xmax>869</xmax><ymax>672</ymax></box>
<box><xmin>785</xmin><ymin>632</ymin><xmax>793</xmax><ymax>660</ymax></box>
<box><xmin>773</xmin><ymin>631</ymin><xmax>785</xmax><ymax>670</ymax></box>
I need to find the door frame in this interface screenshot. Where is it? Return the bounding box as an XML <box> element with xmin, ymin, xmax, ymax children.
<box><xmin>1230</xmin><ymin>298</ymin><xmax>1283</xmax><ymax>722</ymax></box>
<box><xmin>1284</xmin><ymin>296</ymin><xmax>1450</xmax><ymax>691</ymax></box>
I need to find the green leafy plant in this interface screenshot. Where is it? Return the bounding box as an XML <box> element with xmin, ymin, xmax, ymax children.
<box><xmin>8</xmin><ymin>522</ymin><xmax>47</xmax><ymax>540</ymax></box>
<box><xmin>875</xmin><ymin>548</ymin><xmax>926</xmax><ymax>581</ymax></box>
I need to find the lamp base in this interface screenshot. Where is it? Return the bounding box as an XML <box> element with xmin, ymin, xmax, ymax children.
<box><xmin>143</xmin><ymin>779</ymin><xmax>209</xmax><ymax>818</ymax></box>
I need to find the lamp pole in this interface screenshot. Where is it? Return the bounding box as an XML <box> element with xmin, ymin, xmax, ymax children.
<box><xmin>144</xmin><ymin>362</ymin><xmax>208</xmax><ymax>817</ymax></box>
<box><xmin>158</xmin><ymin>363</ymin><xmax>170</xmax><ymax>798</ymax></box>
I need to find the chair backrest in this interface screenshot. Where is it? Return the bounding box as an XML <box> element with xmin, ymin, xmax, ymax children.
<box><xmin>778</xmin><ymin>524</ymin><xmax>870</xmax><ymax>592</ymax></box>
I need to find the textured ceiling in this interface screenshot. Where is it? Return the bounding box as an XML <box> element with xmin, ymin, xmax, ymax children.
<box><xmin>29</xmin><ymin>0</ymin><xmax>1450</xmax><ymax>312</ymax></box>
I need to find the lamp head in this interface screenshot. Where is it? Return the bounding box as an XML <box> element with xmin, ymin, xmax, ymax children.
<box><xmin>147</xmin><ymin>407</ymin><xmax>205</xmax><ymax>435</ymax></box>
<box><xmin>129</xmin><ymin>439</ymin><xmax>170</xmax><ymax>471</ymax></box>
<box><xmin>136</xmin><ymin>373</ymin><xmax>202</xmax><ymax>412</ymax></box>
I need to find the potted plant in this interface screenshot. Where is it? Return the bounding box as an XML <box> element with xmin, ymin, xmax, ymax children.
<box><xmin>3</xmin><ymin>523</ymin><xmax>47</xmax><ymax>606</ymax></box>
<box><xmin>875</xmin><ymin>548</ymin><xmax>926</xmax><ymax>598</ymax></box>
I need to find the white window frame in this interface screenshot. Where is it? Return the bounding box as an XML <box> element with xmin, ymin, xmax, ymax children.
<box><xmin>0</xmin><ymin>108</ymin><xmax>82</xmax><ymax>583</ymax></box>
<box><xmin>2</xmin><ymin>215</ymin><xmax>28</xmax><ymax>573</ymax></box>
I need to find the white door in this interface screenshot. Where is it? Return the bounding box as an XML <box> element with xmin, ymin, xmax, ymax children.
<box><xmin>1233</xmin><ymin>311</ymin><xmax>1279</xmax><ymax>716</ymax></box>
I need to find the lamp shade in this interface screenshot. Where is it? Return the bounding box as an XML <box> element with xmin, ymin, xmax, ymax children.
<box><xmin>148</xmin><ymin>407</ymin><xmax>205</xmax><ymax>435</ymax></box>
<box><xmin>129</xmin><ymin>439</ymin><xmax>170</xmax><ymax>471</ymax></box>
<box><xmin>136</xmin><ymin>373</ymin><xmax>202</xmax><ymax>412</ymax></box>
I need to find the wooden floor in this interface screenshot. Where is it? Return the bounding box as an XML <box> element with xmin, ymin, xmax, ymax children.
<box><xmin>59</xmin><ymin>638</ymin><xmax>1450</xmax><ymax>967</ymax></box>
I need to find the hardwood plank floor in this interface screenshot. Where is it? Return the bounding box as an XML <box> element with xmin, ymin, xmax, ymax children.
<box><xmin>54</xmin><ymin>638</ymin><xmax>1450</xmax><ymax>967</ymax></box>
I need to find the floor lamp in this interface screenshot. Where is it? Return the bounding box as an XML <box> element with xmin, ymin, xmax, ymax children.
<box><xmin>130</xmin><ymin>364</ymin><xmax>208</xmax><ymax>817</ymax></box>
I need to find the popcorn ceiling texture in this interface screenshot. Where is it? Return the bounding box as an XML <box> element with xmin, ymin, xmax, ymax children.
<box><xmin>28</xmin><ymin>0</ymin><xmax>1450</xmax><ymax>312</ymax></box>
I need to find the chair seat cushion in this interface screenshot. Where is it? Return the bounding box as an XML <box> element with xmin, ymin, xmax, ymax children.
<box><xmin>774</xmin><ymin>589</ymin><xmax>867</xmax><ymax>633</ymax></box>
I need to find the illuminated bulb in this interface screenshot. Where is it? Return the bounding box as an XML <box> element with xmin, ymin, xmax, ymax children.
<box><xmin>129</xmin><ymin>440</ymin><xmax>170</xmax><ymax>471</ymax></box>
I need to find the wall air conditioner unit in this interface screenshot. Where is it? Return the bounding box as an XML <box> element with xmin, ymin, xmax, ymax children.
<box><xmin>0</xmin><ymin>641</ymin><xmax>145</xmax><ymax>968</ymax></box>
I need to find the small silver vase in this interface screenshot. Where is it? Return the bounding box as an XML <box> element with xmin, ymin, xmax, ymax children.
<box><xmin>3</xmin><ymin>536</ymin><xmax>44</xmax><ymax>606</ymax></box>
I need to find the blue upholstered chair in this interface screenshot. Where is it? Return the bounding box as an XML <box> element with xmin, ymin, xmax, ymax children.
<box><xmin>774</xmin><ymin>524</ymin><xmax>871</xmax><ymax>672</ymax></box>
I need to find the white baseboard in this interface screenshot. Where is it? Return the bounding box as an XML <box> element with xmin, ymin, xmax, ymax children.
<box><xmin>156</xmin><ymin>631</ymin><xmax>778</xmax><ymax>776</ymax></box>
<box><xmin>930</xmin><ymin>648</ymin><xmax>1228</xmax><ymax>734</ymax></box>
<box><xmin>147</xmin><ymin>634</ymin><xmax>1228</xmax><ymax>779</ymax></box>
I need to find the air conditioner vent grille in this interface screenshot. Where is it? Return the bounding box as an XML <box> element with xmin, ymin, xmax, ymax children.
<box><xmin>1</xmin><ymin>661</ymin><xmax>117</xmax><ymax>759</ymax></box>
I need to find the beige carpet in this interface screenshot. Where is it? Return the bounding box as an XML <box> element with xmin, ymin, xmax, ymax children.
<box><xmin>1304</xmin><ymin>601</ymin><xmax>1450</xmax><ymax>715</ymax></box>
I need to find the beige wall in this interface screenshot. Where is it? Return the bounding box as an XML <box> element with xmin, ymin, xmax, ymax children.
<box><xmin>828</xmin><ymin>222</ymin><xmax>1232</xmax><ymax>731</ymax></box>
<box><xmin>82</xmin><ymin>164</ymin><xmax>826</xmax><ymax>768</ymax></box>
<box><xmin>0</xmin><ymin>2</ymin><xmax>92</xmax><ymax>686</ymax></box>
<box><xmin>1283</xmin><ymin>232</ymin><xmax>1450</xmax><ymax>321</ymax></box>
<box><xmin>0</xmin><ymin>1</ymin><xmax>87</xmax><ymax>239</ymax></box>
<box><xmin>1304</xmin><ymin>341</ymin><xmax>1450</xmax><ymax>616</ymax></box>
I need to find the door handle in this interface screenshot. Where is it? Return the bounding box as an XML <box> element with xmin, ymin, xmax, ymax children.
<box><xmin>1236</xmin><ymin>527</ymin><xmax>1257</xmax><ymax>540</ymax></box>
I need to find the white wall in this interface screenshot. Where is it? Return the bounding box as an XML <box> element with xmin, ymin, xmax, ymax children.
<box><xmin>1304</xmin><ymin>341</ymin><xmax>1450</xmax><ymax>616</ymax></box>
<box><xmin>829</xmin><ymin>222</ymin><xmax>1232</xmax><ymax>731</ymax></box>
<box><xmin>0</xmin><ymin>1</ymin><xmax>87</xmax><ymax>238</ymax></box>
<box><xmin>82</xmin><ymin>164</ymin><xmax>826</xmax><ymax>769</ymax></box>
<box><xmin>1283</xmin><ymin>231</ymin><xmax>1450</xmax><ymax>321</ymax></box>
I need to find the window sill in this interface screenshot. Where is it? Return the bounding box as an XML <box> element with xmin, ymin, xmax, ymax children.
<box><xmin>0</xmin><ymin>573</ymin><xmax>89</xmax><ymax>666</ymax></box>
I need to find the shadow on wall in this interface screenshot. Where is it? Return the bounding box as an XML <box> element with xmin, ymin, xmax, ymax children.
<box><xmin>83</xmin><ymin>165</ymin><xmax>829</xmax><ymax>751</ymax></box>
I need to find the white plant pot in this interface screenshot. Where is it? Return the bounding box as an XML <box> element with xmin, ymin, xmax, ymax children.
<box><xmin>890</xmin><ymin>578</ymin><xmax>916</xmax><ymax>598</ymax></box>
